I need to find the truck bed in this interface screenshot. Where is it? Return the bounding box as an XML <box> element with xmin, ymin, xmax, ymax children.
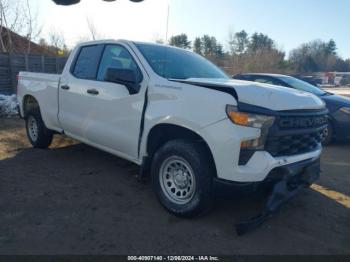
<box><xmin>17</xmin><ymin>72</ymin><xmax>62</xmax><ymax>132</ymax></box>
<box><xmin>18</xmin><ymin>72</ymin><xmax>61</xmax><ymax>84</ymax></box>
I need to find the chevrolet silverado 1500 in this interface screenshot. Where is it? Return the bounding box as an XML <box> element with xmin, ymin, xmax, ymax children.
<box><xmin>17</xmin><ymin>40</ymin><xmax>328</xmax><ymax>233</ymax></box>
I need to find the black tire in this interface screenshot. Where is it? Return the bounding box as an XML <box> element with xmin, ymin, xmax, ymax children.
<box><xmin>151</xmin><ymin>140</ymin><xmax>214</xmax><ymax>218</ymax></box>
<box><xmin>321</xmin><ymin>121</ymin><xmax>334</xmax><ymax>146</ymax></box>
<box><xmin>25</xmin><ymin>109</ymin><xmax>53</xmax><ymax>149</ymax></box>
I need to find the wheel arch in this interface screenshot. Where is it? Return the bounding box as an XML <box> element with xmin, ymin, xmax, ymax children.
<box><xmin>146</xmin><ymin>123</ymin><xmax>217</xmax><ymax>176</ymax></box>
<box><xmin>22</xmin><ymin>95</ymin><xmax>40</xmax><ymax>118</ymax></box>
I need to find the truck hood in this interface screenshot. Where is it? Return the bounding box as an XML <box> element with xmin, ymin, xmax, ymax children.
<box><xmin>184</xmin><ymin>78</ymin><xmax>325</xmax><ymax>111</ymax></box>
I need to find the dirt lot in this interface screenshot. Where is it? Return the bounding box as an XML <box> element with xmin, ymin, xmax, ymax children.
<box><xmin>0</xmin><ymin>117</ymin><xmax>349</xmax><ymax>255</ymax></box>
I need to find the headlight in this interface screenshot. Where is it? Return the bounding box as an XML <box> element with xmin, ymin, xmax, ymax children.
<box><xmin>226</xmin><ymin>105</ymin><xmax>275</xmax><ymax>149</ymax></box>
<box><xmin>340</xmin><ymin>107</ymin><xmax>350</xmax><ymax>116</ymax></box>
<box><xmin>226</xmin><ymin>105</ymin><xmax>275</xmax><ymax>128</ymax></box>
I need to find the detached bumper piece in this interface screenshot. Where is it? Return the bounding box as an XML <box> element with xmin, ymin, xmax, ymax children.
<box><xmin>235</xmin><ymin>158</ymin><xmax>321</xmax><ymax>236</ymax></box>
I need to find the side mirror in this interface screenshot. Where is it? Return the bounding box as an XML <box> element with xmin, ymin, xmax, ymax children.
<box><xmin>104</xmin><ymin>68</ymin><xmax>140</xmax><ymax>95</ymax></box>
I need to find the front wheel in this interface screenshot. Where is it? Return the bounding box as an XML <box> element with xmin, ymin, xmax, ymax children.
<box><xmin>151</xmin><ymin>140</ymin><xmax>214</xmax><ymax>218</ymax></box>
<box><xmin>25</xmin><ymin>109</ymin><xmax>53</xmax><ymax>149</ymax></box>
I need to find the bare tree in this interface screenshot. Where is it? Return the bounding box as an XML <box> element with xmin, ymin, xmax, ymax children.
<box><xmin>151</xmin><ymin>33</ymin><xmax>164</xmax><ymax>44</ymax></box>
<box><xmin>24</xmin><ymin>0</ymin><xmax>42</xmax><ymax>53</ymax></box>
<box><xmin>46</xmin><ymin>28</ymin><xmax>70</xmax><ymax>55</ymax></box>
<box><xmin>227</xmin><ymin>29</ymin><xmax>235</xmax><ymax>55</ymax></box>
<box><xmin>48</xmin><ymin>28</ymin><xmax>65</xmax><ymax>50</ymax></box>
<box><xmin>87</xmin><ymin>17</ymin><xmax>98</xmax><ymax>41</ymax></box>
<box><xmin>0</xmin><ymin>1</ymin><xmax>6</xmax><ymax>51</ymax></box>
<box><xmin>0</xmin><ymin>0</ymin><xmax>24</xmax><ymax>52</ymax></box>
<box><xmin>85</xmin><ymin>17</ymin><xmax>105</xmax><ymax>41</ymax></box>
<box><xmin>0</xmin><ymin>0</ymin><xmax>42</xmax><ymax>53</ymax></box>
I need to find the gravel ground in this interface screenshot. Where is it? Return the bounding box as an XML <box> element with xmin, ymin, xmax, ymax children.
<box><xmin>0</xmin><ymin>118</ymin><xmax>349</xmax><ymax>255</ymax></box>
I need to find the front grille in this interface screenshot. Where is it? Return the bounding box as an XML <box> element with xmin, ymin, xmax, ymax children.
<box><xmin>265</xmin><ymin>109</ymin><xmax>327</xmax><ymax>157</ymax></box>
<box><xmin>266</xmin><ymin>131</ymin><xmax>322</xmax><ymax>157</ymax></box>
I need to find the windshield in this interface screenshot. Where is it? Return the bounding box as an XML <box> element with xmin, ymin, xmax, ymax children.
<box><xmin>278</xmin><ymin>76</ymin><xmax>326</xmax><ymax>96</ymax></box>
<box><xmin>135</xmin><ymin>43</ymin><xmax>229</xmax><ymax>80</ymax></box>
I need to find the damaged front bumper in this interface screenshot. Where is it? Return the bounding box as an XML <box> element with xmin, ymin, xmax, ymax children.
<box><xmin>214</xmin><ymin>157</ymin><xmax>321</xmax><ymax>235</ymax></box>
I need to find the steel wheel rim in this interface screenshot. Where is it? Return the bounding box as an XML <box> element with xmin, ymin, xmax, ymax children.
<box><xmin>28</xmin><ymin>116</ymin><xmax>38</xmax><ymax>142</ymax></box>
<box><xmin>159</xmin><ymin>156</ymin><xmax>196</xmax><ymax>205</ymax></box>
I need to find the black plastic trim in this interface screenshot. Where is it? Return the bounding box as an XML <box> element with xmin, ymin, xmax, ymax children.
<box><xmin>170</xmin><ymin>79</ymin><xmax>238</xmax><ymax>101</ymax></box>
<box><xmin>239</xmin><ymin>149</ymin><xmax>257</xmax><ymax>166</ymax></box>
<box><xmin>235</xmin><ymin>157</ymin><xmax>321</xmax><ymax>235</ymax></box>
<box><xmin>138</xmin><ymin>87</ymin><xmax>149</xmax><ymax>157</ymax></box>
<box><xmin>238</xmin><ymin>102</ymin><xmax>329</xmax><ymax>116</ymax></box>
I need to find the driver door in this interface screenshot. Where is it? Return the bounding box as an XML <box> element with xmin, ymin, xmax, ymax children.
<box><xmin>81</xmin><ymin>44</ymin><xmax>148</xmax><ymax>161</ymax></box>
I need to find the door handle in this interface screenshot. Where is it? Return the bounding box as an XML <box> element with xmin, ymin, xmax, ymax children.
<box><xmin>61</xmin><ymin>85</ymin><xmax>70</xmax><ymax>90</ymax></box>
<box><xmin>87</xmin><ymin>89</ymin><xmax>99</xmax><ymax>95</ymax></box>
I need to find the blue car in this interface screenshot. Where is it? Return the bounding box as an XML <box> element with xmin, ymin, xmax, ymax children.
<box><xmin>233</xmin><ymin>73</ymin><xmax>350</xmax><ymax>144</ymax></box>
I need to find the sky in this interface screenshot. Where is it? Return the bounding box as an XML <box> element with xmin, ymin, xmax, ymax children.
<box><xmin>30</xmin><ymin>0</ymin><xmax>350</xmax><ymax>58</ymax></box>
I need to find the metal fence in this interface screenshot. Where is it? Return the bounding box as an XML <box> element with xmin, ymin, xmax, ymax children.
<box><xmin>0</xmin><ymin>53</ymin><xmax>67</xmax><ymax>95</ymax></box>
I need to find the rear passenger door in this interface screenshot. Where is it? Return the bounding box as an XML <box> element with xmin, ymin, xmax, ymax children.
<box><xmin>59</xmin><ymin>44</ymin><xmax>104</xmax><ymax>139</ymax></box>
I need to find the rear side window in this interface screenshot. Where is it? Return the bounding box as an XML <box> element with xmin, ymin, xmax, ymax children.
<box><xmin>72</xmin><ymin>45</ymin><xmax>104</xmax><ymax>80</ymax></box>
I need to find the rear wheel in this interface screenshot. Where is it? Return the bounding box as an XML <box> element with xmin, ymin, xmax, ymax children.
<box><xmin>151</xmin><ymin>140</ymin><xmax>214</xmax><ymax>218</ymax></box>
<box><xmin>25</xmin><ymin>109</ymin><xmax>53</xmax><ymax>149</ymax></box>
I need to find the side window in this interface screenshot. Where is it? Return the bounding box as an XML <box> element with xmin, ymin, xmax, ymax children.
<box><xmin>253</xmin><ymin>77</ymin><xmax>274</xmax><ymax>85</ymax></box>
<box><xmin>271</xmin><ymin>79</ymin><xmax>288</xmax><ymax>87</ymax></box>
<box><xmin>253</xmin><ymin>77</ymin><xmax>287</xmax><ymax>87</ymax></box>
<box><xmin>72</xmin><ymin>45</ymin><xmax>104</xmax><ymax>80</ymax></box>
<box><xmin>97</xmin><ymin>45</ymin><xmax>142</xmax><ymax>82</ymax></box>
<box><xmin>241</xmin><ymin>75</ymin><xmax>253</xmax><ymax>81</ymax></box>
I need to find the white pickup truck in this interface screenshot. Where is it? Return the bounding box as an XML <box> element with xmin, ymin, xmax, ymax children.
<box><xmin>17</xmin><ymin>40</ymin><xmax>328</xmax><ymax>231</ymax></box>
